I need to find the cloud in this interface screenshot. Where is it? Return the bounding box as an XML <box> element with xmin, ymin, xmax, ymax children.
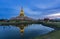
<box><xmin>24</xmin><ymin>7</ymin><xmax>42</xmax><ymax>15</ymax></box>
<box><xmin>0</xmin><ymin>0</ymin><xmax>60</xmax><ymax>19</ymax></box>
<box><xmin>33</xmin><ymin>0</ymin><xmax>60</xmax><ymax>9</ymax></box>
<box><xmin>47</xmin><ymin>13</ymin><xmax>60</xmax><ymax>16</ymax></box>
<box><xmin>45</xmin><ymin>13</ymin><xmax>60</xmax><ymax>18</ymax></box>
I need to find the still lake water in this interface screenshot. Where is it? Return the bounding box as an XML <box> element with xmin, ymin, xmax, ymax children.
<box><xmin>0</xmin><ymin>24</ymin><xmax>54</xmax><ymax>39</ymax></box>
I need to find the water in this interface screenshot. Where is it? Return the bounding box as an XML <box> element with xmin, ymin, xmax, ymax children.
<box><xmin>0</xmin><ymin>24</ymin><xmax>54</xmax><ymax>39</ymax></box>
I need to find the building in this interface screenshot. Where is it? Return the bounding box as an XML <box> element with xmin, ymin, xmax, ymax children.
<box><xmin>10</xmin><ymin>7</ymin><xmax>34</xmax><ymax>22</ymax></box>
<box><xmin>0</xmin><ymin>19</ymin><xmax>8</xmax><ymax>22</ymax></box>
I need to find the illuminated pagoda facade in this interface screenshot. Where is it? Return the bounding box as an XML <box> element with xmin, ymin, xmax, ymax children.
<box><xmin>10</xmin><ymin>7</ymin><xmax>33</xmax><ymax>21</ymax></box>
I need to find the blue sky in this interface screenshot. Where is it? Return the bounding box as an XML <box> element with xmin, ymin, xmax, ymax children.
<box><xmin>0</xmin><ymin>0</ymin><xmax>60</xmax><ymax>19</ymax></box>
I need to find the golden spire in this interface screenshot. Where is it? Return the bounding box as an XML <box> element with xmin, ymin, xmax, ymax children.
<box><xmin>19</xmin><ymin>7</ymin><xmax>24</xmax><ymax>16</ymax></box>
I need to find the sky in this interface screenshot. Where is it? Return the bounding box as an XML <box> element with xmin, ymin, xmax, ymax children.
<box><xmin>0</xmin><ymin>0</ymin><xmax>60</xmax><ymax>19</ymax></box>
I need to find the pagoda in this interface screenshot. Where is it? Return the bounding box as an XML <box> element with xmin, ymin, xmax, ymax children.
<box><xmin>10</xmin><ymin>7</ymin><xmax>33</xmax><ymax>21</ymax></box>
<box><xmin>10</xmin><ymin>7</ymin><xmax>34</xmax><ymax>35</ymax></box>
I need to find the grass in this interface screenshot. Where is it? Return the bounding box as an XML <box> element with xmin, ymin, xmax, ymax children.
<box><xmin>42</xmin><ymin>21</ymin><xmax>60</xmax><ymax>28</ymax></box>
<box><xmin>32</xmin><ymin>30</ymin><xmax>60</xmax><ymax>39</ymax></box>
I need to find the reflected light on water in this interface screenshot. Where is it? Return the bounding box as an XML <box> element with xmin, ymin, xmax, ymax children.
<box><xmin>0</xmin><ymin>24</ymin><xmax>54</xmax><ymax>39</ymax></box>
